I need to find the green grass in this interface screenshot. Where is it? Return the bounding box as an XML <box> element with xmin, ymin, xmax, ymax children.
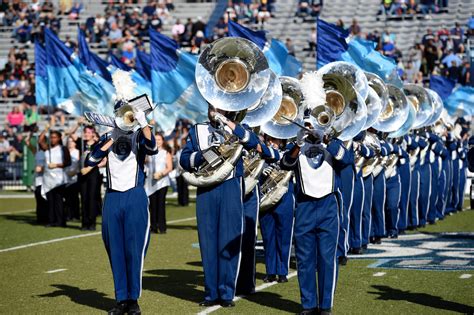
<box><xmin>0</xmin><ymin>199</ymin><xmax>473</xmax><ymax>314</ymax></box>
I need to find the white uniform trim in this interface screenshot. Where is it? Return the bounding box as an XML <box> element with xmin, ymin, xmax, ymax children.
<box><xmin>395</xmin><ymin>176</ymin><xmax>402</xmax><ymax>229</ymax></box>
<box><xmin>89</xmin><ymin>155</ymin><xmax>101</xmax><ymax>163</ymax></box>
<box><xmin>334</xmin><ymin>146</ymin><xmax>345</xmax><ymax>160</ymax></box>
<box><xmin>138</xmin><ymin>199</ymin><xmax>150</xmax><ymax>298</ymax></box>
<box><xmin>241</xmin><ymin>130</ymin><xmax>251</xmax><ymax>143</ymax></box>
<box><xmin>424</xmin><ymin>164</ymin><xmax>432</xmax><ymax>222</ymax></box>
<box><xmin>190</xmin><ymin>151</ymin><xmax>198</xmax><ymax>169</ymax></box>
<box><xmin>286</xmin><ymin>193</ymin><xmax>296</xmax><ymax>271</ymax></box>
<box><xmin>358</xmin><ymin>177</ymin><xmax>365</xmax><ymax>249</ymax></box>
<box><xmin>282</xmin><ymin>156</ymin><xmax>297</xmax><ymax>168</ymax></box>
<box><xmin>381</xmin><ymin>177</ymin><xmax>387</xmax><ymax>236</ymax></box>
<box><xmin>144</xmin><ymin>143</ymin><xmax>158</xmax><ymax>152</ymax></box>
<box><xmin>330</xmin><ymin>193</ymin><xmax>341</xmax><ymax>308</ymax></box>
<box><xmin>233</xmin><ymin>177</ymin><xmax>244</xmax><ymax>298</ymax></box>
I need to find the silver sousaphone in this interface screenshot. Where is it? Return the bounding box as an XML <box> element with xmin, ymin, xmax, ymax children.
<box><xmin>195</xmin><ymin>37</ymin><xmax>272</xmax><ymax>111</ymax></box>
<box><xmin>403</xmin><ymin>84</ymin><xmax>434</xmax><ymax>130</ymax></box>
<box><xmin>372</xmin><ymin>84</ymin><xmax>410</xmax><ymax>132</ymax></box>
<box><xmin>364</xmin><ymin>72</ymin><xmax>388</xmax><ymax>130</ymax></box>
<box><xmin>261</xmin><ymin>76</ymin><xmax>305</xmax><ymax>139</ymax></box>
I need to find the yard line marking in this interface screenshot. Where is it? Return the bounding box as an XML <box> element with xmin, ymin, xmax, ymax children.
<box><xmin>46</xmin><ymin>268</ymin><xmax>67</xmax><ymax>274</ymax></box>
<box><xmin>0</xmin><ymin>216</ymin><xmax>196</xmax><ymax>253</ymax></box>
<box><xmin>373</xmin><ymin>272</ymin><xmax>386</xmax><ymax>277</ymax></box>
<box><xmin>197</xmin><ymin>271</ymin><xmax>298</xmax><ymax>315</ymax></box>
<box><xmin>0</xmin><ymin>195</ymin><xmax>34</xmax><ymax>199</ymax></box>
<box><xmin>0</xmin><ymin>208</ymin><xmax>35</xmax><ymax>215</ymax></box>
<box><xmin>459</xmin><ymin>274</ymin><xmax>472</xmax><ymax>279</ymax></box>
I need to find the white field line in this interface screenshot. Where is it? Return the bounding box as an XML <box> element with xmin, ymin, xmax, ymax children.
<box><xmin>373</xmin><ymin>272</ymin><xmax>386</xmax><ymax>277</ymax></box>
<box><xmin>46</xmin><ymin>268</ymin><xmax>67</xmax><ymax>274</ymax></box>
<box><xmin>0</xmin><ymin>216</ymin><xmax>196</xmax><ymax>254</ymax></box>
<box><xmin>459</xmin><ymin>274</ymin><xmax>472</xmax><ymax>279</ymax></box>
<box><xmin>197</xmin><ymin>271</ymin><xmax>298</xmax><ymax>315</ymax></box>
<box><xmin>0</xmin><ymin>195</ymin><xmax>34</xmax><ymax>199</ymax></box>
<box><xmin>0</xmin><ymin>208</ymin><xmax>35</xmax><ymax>215</ymax></box>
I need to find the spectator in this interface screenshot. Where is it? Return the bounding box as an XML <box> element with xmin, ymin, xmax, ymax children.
<box><xmin>336</xmin><ymin>19</ymin><xmax>345</xmax><ymax>30</ymax></box>
<box><xmin>382</xmin><ymin>38</ymin><xmax>396</xmax><ymax>58</ymax></box>
<box><xmin>69</xmin><ymin>2</ymin><xmax>83</xmax><ymax>20</ymax></box>
<box><xmin>296</xmin><ymin>0</ymin><xmax>310</xmax><ymax>17</ymax></box>
<box><xmin>458</xmin><ymin>61</ymin><xmax>471</xmax><ymax>86</ymax></box>
<box><xmin>5</xmin><ymin>74</ymin><xmax>19</xmax><ymax>97</ymax></box>
<box><xmin>349</xmin><ymin>19</ymin><xmax>361</xmax><ymax>37</ymax></box>
<box><xmin>143</xmin><ymin>1</ymin><xmax>157</xmax><ymax>16</ymax></box>
<box><xmin>445</xmin><ymin>60</ymin><xmax>462</xmax><ymax>82</ymax></box>
<box><xmin>422</xmin><ymin>28</ymin><xmax>434</xmax><ymax>46</ymax></box>
<box><xmin>424</xmin><ymin>39</ymin><xmax>438</xmax><ymax>74</ymax></box>
<box><xmin>16</xmin><ymin>21</ymin><xmax>32</xmax><ymax>44</ymax></box>
<box><xmin>307</xmin><ymin>26</ymin><xmax>316</xmax><ymax>57</ymax></box>
<box><xmin>108</xmin><ymin>22</ymin><xmax>123</xmax><ymax>49</ymax></box>
<box><xmin>382</xmin><ymin>28</ymin><xmax>396</xmax><ymax>44</ymax></box>
<box><xmin>408</xmin><ymin>43</ymin><xmax>423</xmax><ymax>72</ymax></box>
<box><xmin>450</xmin><ymin>22</ymin><xmax>465</xmax><ymax>53</ymax></box>
<box><xmin>0</xmin><ymin>131</ymin><xmax>11</xmax><ymax>162</ymax></box>
<box><xmin>171</xmin><ymin>19</ymin><xmax>185</xmax><ymax>43</ymax></box>
<box><xmin>406</xmin><ymin>0</ymin><xmax>418</xmax><ymax>15</ymax></box>
<box><xmin>6</xmin><ymin>106</ymin><xmax>24</xmax><ymax>131</ymax></box>
<box><xmin>286</xmin><ymin>38</ymin><xmax>295</xmax><ymax>56</ymax></box>
<box><xmin>192</xmin><ymin>16</ymin><xmax>206</xmax><ymax>38</ymax></box>
<box><xmin>379</xmin><ymin>0</ymin><xmax>393</xmax><ymax>15</ymax></box>
<box><xmin>0</xmin><ymin>74</ymin><xmax>7</xmax><ymax>98</ymax></box>
<box><xmin>441</xmin><ymin>49</ymin><xmax>462</xmax><ymax>68</ymax></box>
<box><xmin>367</xmin><ymin>30</ymin><xmax>381</xmax><ymax>48</ymax></box>
<box><xmin>257</xmin><ymin>5</ymin><xmax>271</xmax><ymax>28</ymax></box>
<box><xmin>420</xmin><ymin>0</ymin><xmax>437</xmax><ymax>15</ymax></box>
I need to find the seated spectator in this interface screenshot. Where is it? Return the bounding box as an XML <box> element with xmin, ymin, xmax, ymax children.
<box><xmin>441</xmin><ymin>50</ymin><xmax>462</xmax><ymax>68</ymax></box>
<box><xmin>437</xmin><ymin>26</ymin><xmax>450</xmax><ymax>49</ymax></box>
<box><xmin>367</xmin><ymin>30</ymin><xmax>381</xmax><ymax>47</ymax></box>
<box><xmin>382</xmin><ymin>28</ymin><xmax>396</xmax><ymax>44</ymax></box>
<box><xmin>296</xmin><ymin>0</ymin><xmax>310</xmax><ymax>17</ymax></box>
<box><xmin>191</xmin><ymin>30</ymin><xmax>205</xmax><ymax>54</ymax></box>
<box><xmin>16</xmin><ymin>21</ymin><xmax>32</xmax><ymax>44</ymax></box>
<box><xmin>69</xmin><ymin>2</ymin><xmax>83</xmax><ymax>20</ymax></box>
<box><xmin>143</xmin><ymin>1</ymin><xmax>157</xmax><ymax>16</ymax></box>
<box><xmin>126</xmin><ymin>10</ymin><xmax>142</xmax><ymax>34</ymax></box>
<box><xmin>379</xmin><ymin>0</ymin><xmax>393</xmax><ymax>15</ymax></box>
<box><xmin>166</xmin><ymin>0</ymin><xmax>175</xmax><ymax>11</ymax></box>
<box><xmin>108</xmin><ymin>22</ymin><xmax>123</xmax><ymax>49</ymax></box>
<box><xmin>458</xmin><ymin>61</ymin><xmax>471</xmax><ymax>86</ymax></box>
<box><xmin>149</xmin><ymin>14</ymin><xmax>163</xmax><ymax>31</ymax></box>
<box><xmin>156</xmin><ymin>3</ymin><xmax>171</xmax><ymax>25</ymax></box>
<box><xmin>445</xmin><ymin>60</ymin><xmax>462</xmax><ymax>82</ymax></box>
<box><xmin>286</xmin><ymin>38</ymin><xmax>295</xmax><ymax>56</ymax></box>
<box><xmin>406</xmin><ymin>0</ymin><xmax>418</xmax><ymax>15</ymax></box>
<box><xmin>18</xmin><ymin>74</ymin><xmax>29</xmax><ymax>95</ymax></box>
<box><xmin>257</xmin><ymin>5</ymin><xmax>271</xmax><ymax>28</ymax></box>
<box><xmin>349</xmin><ymin>19</ymin><xmax>361</xmax><ymax>37</ymax></box>
<box><xmin>388</xmin><ymin>0</ymin><xmax>404</xmax><ymax>15</ymax></box>
<box><xmin>192</xmin><ymin>17</ymin><xmax>206</xmax><ymax>37</ymax></box>
<box><xmin>41</xmin><ymin>0</ymin><xmax>54</xmax><ymax>14</ymax></box>
<box><xmin>419</xmin><ymin>0</ymin><xmax>437</xmax><ymax>15</ymax></box>
<box><xmin>171</xmin><ymin>19</ymin><xmax>185</xmax><ymax>43</ymax></box>
<box><xmin>450</xmin><ymin>22</ymin><xmax>465</xmax><ymax>53</ymax></box>
<box><xmin>5</xmin><ymin>74</ymin><xmax>19</xmax><ymax>97</ymax></box>
<box><xmin>0</xmin><ymin>74</ymin><xmax>7</xmax><ymax>98</ymax></box>
<box><xmin>64</xmin><ymin>35</ymin><xmax>76</xmax><ymax>50</ymax></box>
<box><xmin>336</xmin><ymin>19</ymin><xmax>345</xmax><ymax>30</ymax></box>
<box><xmin>309</xmin><ymin>2</ymin><xmax>322</xmax><ymax>19</ymax></box>
<box><xmin>0</xmin><ymin>131</ymin><xmax>11</xmax><ymax>162</ymax></box>
<box><xmin>382</xmin><ymin>39</ymin><xmax>396</xmax><ymax>58</ymax></box>
<box><xmin>7</xmin><ymin>106</ymin><xmax>24</xmax><ymax>131</ymax></box>
<box><xmin>421</xmin><ymin>28</ymin><xmax>434</xmax><ymax>46</ymax></box>
<box><xmin>307</xmin><ymin>26</ymin><xmax>316</xmax><ymax>57</ymax></box>
<box><xmin>122</xmin><ymin>42</ymin><xmax>135</xmax><ymax>63</ymax></box>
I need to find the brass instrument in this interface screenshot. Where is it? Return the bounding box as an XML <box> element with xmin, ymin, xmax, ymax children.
<box><xmin>184</xmin><ymin>37</ymin><xmax>275</xmax><ymax>187</ymax></box>
<box><xmin>372</xmin><ymin>84</ymin><xmax>410</xmax><ymax>132</ymax></box>
<box><xmin>243</xmin><ymin>150</ymin><xmax>266</xmax><ymax>195</ymax></box>
<box><xmin>259</xmin><ymin>166</ymin><xmax>293</xmax><ymax>212</ymax></box>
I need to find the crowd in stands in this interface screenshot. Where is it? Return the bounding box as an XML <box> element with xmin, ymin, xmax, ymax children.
<box><xmin>378</xmin><ymin>0</ymin><xmax>448</xmax><ymax>17</ymax></box>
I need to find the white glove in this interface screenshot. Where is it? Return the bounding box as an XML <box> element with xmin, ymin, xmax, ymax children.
<box><xmin>212</xmin><ymin>112</ymin><xmax>230</xmax><ymax>126</ymax></box>
<box><xmin>296</xmin><ymin>129</ymin><xmax>308</xmax><ymax>147</ymax></box>
<box><xmin>134</xmin><ymin>111</ymin><xmax>148</xmax><ymax>128</ymax></box>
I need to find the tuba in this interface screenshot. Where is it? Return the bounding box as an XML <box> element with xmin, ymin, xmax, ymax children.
<box><xmin>183</xmin><ymin>37</ymin><xmax>274</xmax><ymax>187</ymax></box>
<box><xmin>259</xmin><ymin>164</ymin><xmax>293</xmax><ymax>212</ymax></box>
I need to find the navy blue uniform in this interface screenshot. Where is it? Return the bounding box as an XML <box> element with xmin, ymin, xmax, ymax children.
<box><xmin>180</xmin><ymin>122</ymin><xmax>258</xmax><ymax>303</ymax></box>
<box><xmin>281</xmin><ymin>139</ymin><xmax>350</xmax><ymax>311</ymax></box>
<box><xmin>237</xmin><ymin>141</ymin><xmax>279</xmax><ymax>295</ymax></box>
<box><xmin>457</xmin><ymin>140</ymin><xmax>468</xmax><ymax>210</ymax></box>
<box><xmin>418</xmin><ymin>136</ymin><xmax>431</xmax><ymax>227</ymax></box>
<box><xmin>87</xmin><ymin>129</ymin><xmax>157</xmax><ymax>302</ymax></box>
<box><xmin>408</xmin><ymin>136</ymin><xmax>422</xmax><ymax>228</ymax></box>
<box><xmin>384</xmin><ymin>143</ymin><xmax>401</xmax><ymax>238</ymax></box>
<box><xmin>370</xmin><ymin>140</ymin><xmax>390</xmax><ymax>239</ymax></box>
<box><xmin>397</xmin><ymin>140</ymin><xmax>411</xmax><ymax>233</ymax></box>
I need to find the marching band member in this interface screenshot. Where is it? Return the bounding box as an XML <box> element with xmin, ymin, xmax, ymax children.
<box><xmin>86</xmin><ymin>101</ymin><xmax>157</xmax><ymax>315</ymax></box>
<box><xmin>370</xmin><ymin>135</ymin><xmax>390</xmax><ymax>243</ymax></box>
<box><xmin>280</xmin><ymin>115</ymin><xmax>350</xmax><ymax>315</ymax></box>
<box><xmin>384</xmin><ymin>140</ymin><xmax>402</xmax><ymax>238</ymax></box>
<box><xmin>180</xmin><ymin>105</ymin><xmax>259</xmax><ymax>307</ymax></box>
<box><xmin>349</xmin><ymin>131</ymin><xmax>374</xmax><ymax>254</ymax></box>
<box><xmin>437</xmin><ymin>133</ymin><xmax>450</xmax><ymax>219</ymax></box>
<box><xmin>145</xmin><ymin>132</ymin><xmax>173</xmax><ymax>234</ymax></box>
<box><xmin>457</xmin><ymin>130</ymin><xmax>469</xmax><ymax>210</ymax></box>
<box><xmin>236</xmin><ymin>132</ymin><xmax>279</xmax><ymax>295</ymax></box>
<box><xmin>361</xmin><ymin>162</ymin><xmax>374</xmax><ymax>250</ymax></box>
<box><xmin>427</xmin><ymin>131</ymin><xmax>444</xmax><ymax>224</ymax></box>
<box><xmin>408</xmin><ymin>134</ymin><xmax>422</xmax><ymax>229</ymax></box>
<box><xmin>445</xmin><ymin>132</ymin><xmax>456</xmax><ymax>214</ymax></box>
<box><xmin>418</xmin><ymin>133</ymin><xmax>432</xmax><ymax>227</ymax></box>
<box><xmin>39</xmin><ymin>126</ymin><xmax>71</xmax><ymax>227</ymax></box>
<box><xmin>258</xmin><ymin>136</ymin><xmax>294</xmax><ymax>283</ymax></box>
<box><xmin>396</xmin><ymin>136</ymin><xmax>412</xmax><ymax>234</ymax></box>
<box><xmin>336</xmin><ymin>140</ymin><xmax>355</xmax><ymax>265</ymax></box>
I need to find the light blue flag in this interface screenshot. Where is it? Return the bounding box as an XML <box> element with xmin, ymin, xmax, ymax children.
<box><xmin>445</xmin><ymin>86</ymin><xmax>474</xmax><ymax>116</ymax></box>
<box><xmin>149</xmin><ymin>28</ymin><xmax>207</xmax><ymax>125</ymax></box>
<box><xmin>227</xmin><ymin>21</ymin><xmax>302</xmax><ymax>77</ymax></box>
<box><xmin>342</xmin><ymin>38</ymin><xmax>402</xmax><ymax>87</ymax></box>
<box><xmin>44</xmin><ymin>28</ymin><xmax>115</xmax><ymax>116</ymax></box>
<box><xmin>35</xmin><ymin>41</ymin><xmax>48</xmax><ymax>105</ymax></box>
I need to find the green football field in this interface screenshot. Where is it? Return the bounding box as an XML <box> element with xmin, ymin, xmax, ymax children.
<box><xmin>0</xmin><ymin>197</ymin><xmax>473</xmax><ymax>314</ymax></box>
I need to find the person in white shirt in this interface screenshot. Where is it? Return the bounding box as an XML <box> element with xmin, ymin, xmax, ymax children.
<box><xmin>145</xmin><ymin>132</ymin><xmax>173</xmax><ymax>234</ymax></box>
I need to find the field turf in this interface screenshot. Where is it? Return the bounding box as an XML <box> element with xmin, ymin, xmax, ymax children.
<box><xmin>0</xmin><ymin>197</ymin><xmax>473</xmax><ymax>314</ymax></box>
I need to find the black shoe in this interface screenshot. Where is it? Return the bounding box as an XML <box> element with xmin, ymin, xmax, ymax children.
<box><xmin>150</xmin><ymin>228</ymin><xmax>158</xmax><ymax>234</ymax></box>
<box><xmin>299</xmin><ymin>308</ymin><xmax>318</xmax><ymax>315</ymax></box>
<box><xmin>388</xmin><ymin>233</ymin><xmax>398</xmax><ymax>239</ymax></box>
<box><xmin>277</xmin><ymin>275</ymin><xmax>288</xmax><ymax>283</ymax></box>
<box><xmin>350</xmin><ymin>248</ymin><xmax>363</xmax><ymax>255</ymax></box>
<box><xmin>80</xmin><ymin>226</ymin><xmax>89</xmax><ymax>231</ymax></box>
<box><xmin>236</xmin><ymin>288</ymin><xmax>255</xmax><ymax>295</ymax></box>
<box><xmin>263</xmin><ymin>275</ymin><xmax>277</xmax><ymax>283</ymax></box>
<box><xmin>158</xmin><ymin>230</ymin><xmax>167</xmax><ymax>234</ymax></box>
<box><xmin>127</xmin><ymin>300</ymin><xmax>141</xmax><ymax>315</ymax></box>
<box><xmin>361</xmin><ymin>244</ymin><xmax>368</xmax><ymax>251</ymax></box>
<box><xmin>198</xmin><ymin>300</ymin><xmax>219</xmax><ymax>307</ymax></box>
<box><xmin>428</xmin><ymin>220</ymin><xmax>436</xmax><ymax>225</ymax></box>
<box><xmin>320</xmin><ymin>309</ymin><xmax>332</xmax><ymax>315</ymax></box>
<box><xmin>220</xmin><ymin>300</ymin><xmax>235</xmax><ymax>307</ymax></box>
<box><xmin>338</xmin><ymin>256</ymin><xmax>348</xmax><ymax>265</ymax></box>
<box><xmin>399</xmin><ymin>230</ymin><xmax>406</xmax><ymax>235</ymax></box>
<box><xmin>88</xmin><ymin>226</ymin><xmax>96</xmax><ymax>231</ymax></box>
<box><xmin>108</xmin><ymin>301</ymin><xmax>129</xmax><ymax>315</ymax></box>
